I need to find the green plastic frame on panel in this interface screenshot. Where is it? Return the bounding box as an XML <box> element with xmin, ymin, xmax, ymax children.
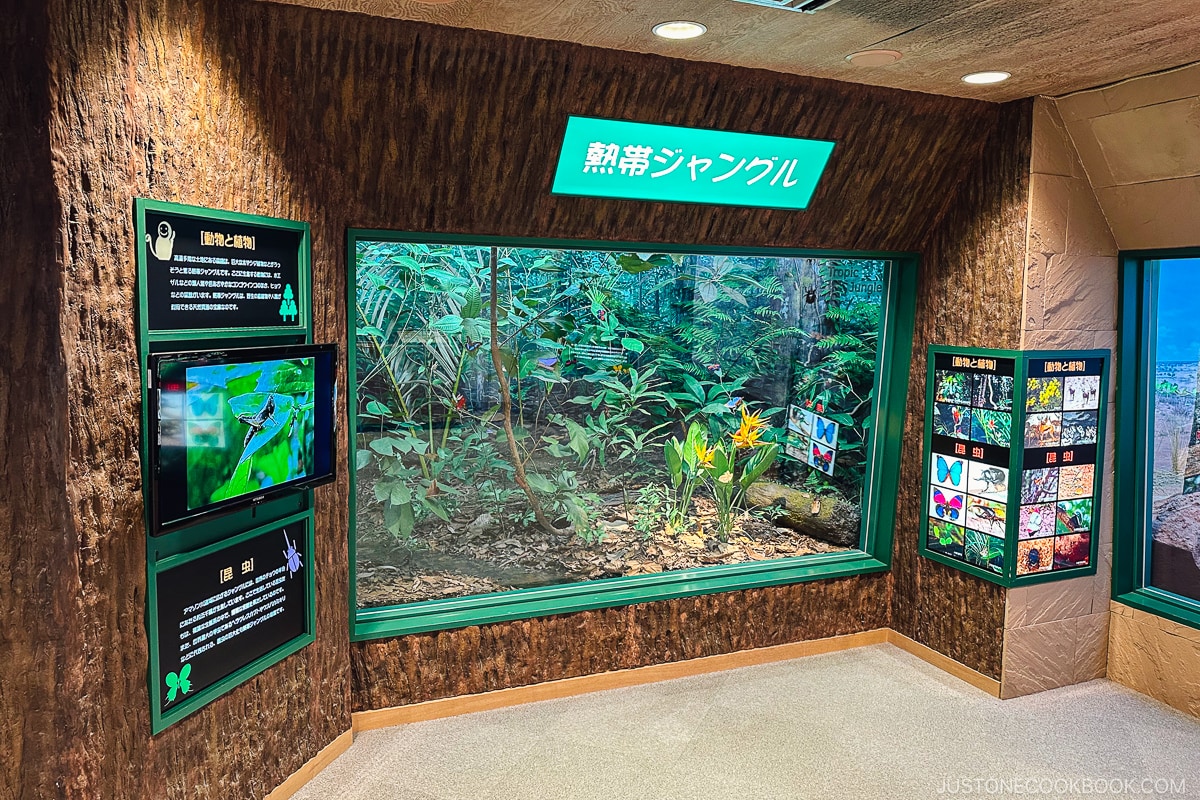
<box><xmin>346</xmin><ymin>231</ymin><xmax>917</xmax><ymax>640</ymax></box>
<box><xmin>147</xmin><ymin>511</ymin><xmax>317</xmax><ymax>733</ymax></box>
<box><xmin>919</xmin><ymin>345</ymin><xmax>1108</xmax><ymax>588</ymax></box>
<box><xmin>135</xmin><ymin>198</ymin><xmax>317</xmax><ymax>733</ymax></box>
<box><xmin>134</xmin><ymin>198</ymin><xmax>311</xmax><ymax>342</ymax></box>
<box><xmin>1113</xmin><ymin>249</ymin><xmax>1200</xmax><ymax>632</ymax></box>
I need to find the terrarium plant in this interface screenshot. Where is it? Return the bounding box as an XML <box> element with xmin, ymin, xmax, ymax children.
<box><xmin>663</xmin><ymin>408</ymin><xmax>779</xmax><ymax>540</ymax></box>
<box><xmin>701</xmin><ymin>407</ymin><xmax>780</xmax><ymax>540</ymax></box>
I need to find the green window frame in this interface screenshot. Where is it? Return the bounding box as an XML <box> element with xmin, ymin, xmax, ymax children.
<box><xmin>1114</xmin><ymin>248</ymin><xmax>1200</xmax><ymax>631</ymax></box>
<box><xmin>346</xmin><ymin>231</ymin><xmax>917</xmax><ymax>640</ymax></box>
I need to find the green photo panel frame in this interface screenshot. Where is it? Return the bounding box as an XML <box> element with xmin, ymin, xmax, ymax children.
<box><xmin>147</xmin><ymin>511</ymin><xmax>316</xmax><ymax>733</ymax></box>
<box><xmin>920</xmin><ymin>346</ymin><xmax>1109</xmax><ymax>587</ymax></box>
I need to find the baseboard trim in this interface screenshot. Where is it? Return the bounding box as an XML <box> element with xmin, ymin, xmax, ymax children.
<box><xmin>885</xmin><ymin>629</ymin><xmax>1002</xmax><ymax>697</ymax></box>
<box><xmin>264</xmin><ymin>728</ymin><xmax>353</xmax><ymax>800</ymax></box>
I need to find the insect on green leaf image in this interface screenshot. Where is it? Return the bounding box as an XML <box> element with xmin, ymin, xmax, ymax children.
<box><xmin>185</xmin><ymin>358</ymin><xmax>317</xmax><ymax>509</ymax></box>
<box><xmin>165</xmin><ymin>663</ymin><xmax>192</xmax><ymax>703</ymax></box>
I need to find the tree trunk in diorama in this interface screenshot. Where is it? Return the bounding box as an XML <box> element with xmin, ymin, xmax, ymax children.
<box><xmin>796</xmin><ymin>258</ymin><xmax>831</xmax><ymax>374</ymax></box>
<box><xmin>744</xmin><ymin>482</ymin><xmax>861</xmax><ymax>547</ymax></box>
<box><xmin>489</xmin><ymin>247</ymin><xmax>570</xmax><ymax>536</ymax></box>
<box><xmin>754</xmin><ymin>258</ymin><xmax>828</xmax><ymax>404</ymax></box>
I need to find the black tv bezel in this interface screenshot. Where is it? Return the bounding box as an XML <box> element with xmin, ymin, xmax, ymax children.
<box><xmin>148</xmin><ymin>342</ymin><xmax>337</xmax><ymax>535</ymax></box>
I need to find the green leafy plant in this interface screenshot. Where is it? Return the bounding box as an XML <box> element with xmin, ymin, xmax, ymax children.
<box><xmin>663</xmin><ymin>423</ymin><xmax>709</xmax><ymax>531</ymax></box>
<box><xmin>700</xmin><ymin>408</ymin><xmax>779</xmax><ymax>540</ymax></box>
<box><xmin>631</xmin><ymin>484</ymin><xmax>668</xmax><ymax>539</ymax></box>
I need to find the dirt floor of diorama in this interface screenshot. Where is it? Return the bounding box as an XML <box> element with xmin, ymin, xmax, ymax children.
<box><xmin>355</xmin><ymin>479</ymin><xmax>850</xmax><ymax>607</ymax></box>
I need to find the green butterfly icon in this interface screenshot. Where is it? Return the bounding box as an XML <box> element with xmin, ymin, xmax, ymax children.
<box><xmin>165</xmin><ymin>663</ymin><xmax>192</xmax><ymax>703</ymax></box>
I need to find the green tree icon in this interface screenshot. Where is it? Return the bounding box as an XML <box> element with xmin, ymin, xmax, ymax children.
<box><xmin>279</xmin><ymin>283</ymin><xmax>299</xmax><ymax>322</ymax></box>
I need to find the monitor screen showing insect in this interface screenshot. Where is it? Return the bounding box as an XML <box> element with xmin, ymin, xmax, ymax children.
<box><xmin>150</xmin><ymin>343</ymin><xmax>337</xmax><ymax>533</ymax></box>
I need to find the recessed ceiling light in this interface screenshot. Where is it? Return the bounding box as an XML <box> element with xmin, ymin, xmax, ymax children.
<box><xmin>652</xmin><ymin>21</ymin><xmax>707</xmax><ymax>40</ymax></box>
<box><xmin>961</xmin><ymin>71</ymin><xmax>1011</xmax><ymax>85</ymax></box>
<box><xmin>845</xmin><ymin>49</ymin><xmax>902</xmax><ymax>67</ymax></box>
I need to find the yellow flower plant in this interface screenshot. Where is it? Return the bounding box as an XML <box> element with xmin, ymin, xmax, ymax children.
<box><xmin>731</xmin><ymin>407</ymin><xmax>766</xmax><ymax>449</ymax></box>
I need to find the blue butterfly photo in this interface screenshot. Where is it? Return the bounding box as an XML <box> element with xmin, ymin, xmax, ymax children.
<box><xmin>934</xmin><ymin>454</ymin><xmax>964</xmax><ymax>487</ymax></box>
<box><xmin>188</xmin><ymin>392</ymin><xmax>221</xmax><ymax>417</ymax></box>
<box><xmin>813</xmin><ymin>415</ymin><xmax>838</xmax><ymax>445</ymax></box>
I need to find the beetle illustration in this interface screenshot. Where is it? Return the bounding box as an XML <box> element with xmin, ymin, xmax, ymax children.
<box><xmin>975</xmin><ymin>467</ymin><xmax>1007</xmax><ymax>494</ymax></box>
<box><xmin>237</xmin><ymin>393</ymin><xmax>277</xmax><ymax>447</ymax></box>
<box><xmin>283</xmin><ymin>532</ymin><xmax>303</xmax><ymax>576</ymax></box>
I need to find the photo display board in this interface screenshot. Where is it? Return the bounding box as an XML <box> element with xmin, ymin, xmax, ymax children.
<box><xmin>921</xmin><ymin>346</ymin><xmax>1109</xmax><ymax>587</ymax></box>
<box><xmin>150</xmin><ymin>514</ymin><xmax>314</xmax><ymax>730</ymax></box>
<box><xmin>786</xmin><ymin>401</ymin><xmax>841</xmax><ymax>476</ymax></box>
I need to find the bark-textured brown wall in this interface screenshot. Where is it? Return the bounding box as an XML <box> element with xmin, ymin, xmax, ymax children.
<box><xmin>890</xmin><ymin>100</ymin><xmax>1034</xmax><ymax>678</ymax></box>
<box><xmin>12</xmin><ymin>1</ymin><xmax>355</xmax><ymax>799</ymax></box>
<box><xmin>5</xmin><ymin>0</ymin><xmax>1029</xmax><ymax>796</ymax></box>
<box><xmin>354</xmin><ymin>577</ymin><xmax>888</xmax><ymax>708</ymax></box>
<box><xmin>1</xmin><ymin>4</ymin><xmax>73</xmax><ymax>799</ymax></box>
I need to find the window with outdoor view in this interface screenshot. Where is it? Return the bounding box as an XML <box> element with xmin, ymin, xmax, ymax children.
<box><xmin>349</xmin><ymin>238</ymin><xmax>901</xmax><ymax>624</ymax></box>
<box><xmin>1140</xmin><ymin>257</ymin><xmax>1200</xmax><ymax>605</ymax></box>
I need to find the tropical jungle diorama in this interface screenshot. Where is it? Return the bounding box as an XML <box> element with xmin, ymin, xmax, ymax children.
<box><xmin>352</xmin><ymin>242</ymin><xmax>888</xmax><ymax>606</ymax></box>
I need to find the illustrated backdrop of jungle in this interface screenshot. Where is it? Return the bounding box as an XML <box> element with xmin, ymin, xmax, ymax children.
<box><xmin>352</xmin><ymin>242</ymin><xmax>889</xmax><ymax>607</ymax></box>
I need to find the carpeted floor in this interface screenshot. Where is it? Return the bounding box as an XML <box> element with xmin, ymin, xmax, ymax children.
<box><xmin>293</xmin><ymin>644</ymin><xmax>1200</xmax><ymax>799</ymax></box>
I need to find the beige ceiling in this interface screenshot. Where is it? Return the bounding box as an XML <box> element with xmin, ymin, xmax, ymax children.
<box><xmin>269</xmin><ymin>0</ymin><xmax>1200</xmax><ymax>101</ymax></box>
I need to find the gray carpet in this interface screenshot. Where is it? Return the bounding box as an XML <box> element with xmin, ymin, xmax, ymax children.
<box><xmin>294</xmin><ymin>644</ymin><xmax>1200</xmax><ymax>799</ymax></box>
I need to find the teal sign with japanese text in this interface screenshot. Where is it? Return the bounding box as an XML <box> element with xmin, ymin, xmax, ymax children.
<box><xmin>551</xmin><ymin>116</ymin><xmax>835</xmax><ymax>210</ymax></box>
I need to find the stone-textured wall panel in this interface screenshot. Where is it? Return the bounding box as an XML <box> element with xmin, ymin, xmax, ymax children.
<box><xmin>1058</xmin><ymin>64</ymin><xmax>1200</xmax><ymax>251</ymax></box>
<box><xmin>1005</xmin><ymin>97</ymin><xmax>1119</xmax><ymax>698</ymax></box>
<box><xmin>1108</xmin><ymin>603</ymin><xmax>1200</xmax><ymax>719</ymax></box>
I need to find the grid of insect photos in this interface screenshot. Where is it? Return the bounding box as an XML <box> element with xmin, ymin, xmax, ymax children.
<box><xmin>786</xmin><ymin>400</ymin><xmax>839</xmax><ymax>477</ymax></box>
<box><xmin>928</xmin><ymin>353</ymin><xmax>1014</xmax><ymax>575</ymax></box>
<box><xmin>1018</xmin><ymin>357</ymin><xmax>1103</xmax><ymax>576</ymax></box>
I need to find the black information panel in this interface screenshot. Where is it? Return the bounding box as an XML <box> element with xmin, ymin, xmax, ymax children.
<box><xmin>925</xmin><ymin>351</ymin><xmax>1017</xmax><ymax>576</ymax></box>
<box><xmin>142</xmin><ymin>207</ymin><xmax>304</xmax><ymax>332</ymax></box>
<box><xmin>154</xmin><ymin>519</ymin><xmax>309</xmax><ymax>714</ymax></box>
<box><xmin>1017</xmin><ymin>356</ymin><xmax>1105</xmax><ymax>577</ymax></box>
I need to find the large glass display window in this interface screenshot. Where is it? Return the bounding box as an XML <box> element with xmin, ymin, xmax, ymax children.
<box><xmin>1115</xmin><ymin>251</ymin><xmax>1200</xmax><ymax>629</ymax></box>
<box><xmin>348</xmin><ymin>234</ymin><xmax>915</xmax><ymax>638</ymax></box>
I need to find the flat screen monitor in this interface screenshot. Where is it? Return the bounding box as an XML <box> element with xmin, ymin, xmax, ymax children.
<box><xmin>149</xmin><ymin>343</ymin><xmax>336</xmax><ymax>533</ymax></box>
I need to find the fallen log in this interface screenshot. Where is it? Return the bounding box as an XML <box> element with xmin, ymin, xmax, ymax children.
<box><xmin>745</xmin><ymin>481</ymin><xmax>861</xmax><ymax>547</ymax></box>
